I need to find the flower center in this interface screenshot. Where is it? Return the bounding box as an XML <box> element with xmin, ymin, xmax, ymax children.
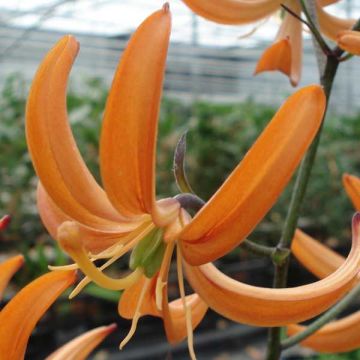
<box><xmin>129</xmin><ymin>228</ymin><xmax>166</xmax><ymax>278</ymax></box>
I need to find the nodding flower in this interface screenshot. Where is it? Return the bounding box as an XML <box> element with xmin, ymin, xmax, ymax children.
<box><xmin>181</xmin><ymin>0</ymin><xmax>355</xmax><ymax>86</ymax></box>
<box><xmin>0</xmin><ymin>256</ymin><xmax>76</xmax><ymax>359</ymax></box>
<box><xmin>288</xmin><ymin>175</ymin><xmax>360</xmax><ymax>353</ymax></box>
<box><xmin>25</xmin><ymin>3</ymin><xmax>360</xmax><ymax>359</ymax></box>
<box><xmin>0</xmin><ymin>256</ymin><xmax>113</xmax><ymax>359</ymax></box>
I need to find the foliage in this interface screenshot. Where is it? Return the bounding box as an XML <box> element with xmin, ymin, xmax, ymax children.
<box><xmin>1</xmin><ymin>73</ymin><xmax>360</xmax><ymax>264</ymax></box>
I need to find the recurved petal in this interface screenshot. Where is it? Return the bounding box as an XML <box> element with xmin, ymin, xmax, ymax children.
<box><xmin>182</xmin><ymin>0</ymin><xmax>281</xmax><ymax>25</ymax></box>
<box><xmin>317</xmin><ymin>4</ymin><xmax>355</xmax><ymax>41</ymax></box>
<box><xmin>26</xmin><ymin>35</ymin><xmax>126</xmax><ymax>229</ymax></box>
<box><xmin>119</xmin><ymin>275</ymin><xmax>161</xmax><ymax>319</ymax></box>
<box><xmin>337</xmin><ymin>30</ymin><xmax>360</xmax><ymax>56</ymax></box>
<box><xmin>291</xmin><ymin>229</ymin><xmax>345</xmax><ymax>279</ymax></box>
<box><xmin>343</xmin><ymin>173</ymin><xmax>360</xmax><ymax>210</ymax></box>
<box><xmin>100</xmin><ymin>5</ymin><xmax>171</xmax><ymax>219</ymax></box>
<box><xmin>0</xmin><ymin>270</ymin><xmax>76</xmax><ymax>359</ymax></box>
<box><xmin>183</xmin><ymin>213</ymin><xmax>360</xmax><ymax>326</ymax></box>
<box><xmin>287</xmin><ymin>311</ymin><xmax>360</xmax><ymax>353</ymax></box>
<box><xmin>46</xmin><ymin>324</ymin><xmax>116</xmax><ymax>360</ymax></box>
<box><xmin>0</xmin><ymin>255</ymin><xmax>24</xmax><ymax>300</ymax></box>
<box><xmin>318</xmin><ymin>0</ymin><xmax>341</xmax><ymax>5</ymax></box>
<box><xmin>158</xmin><ymin>243</ymin><xmax>208</xmax><ymax>344</ymax></box>
<box><xmin>37</xmin><ymin>183</ymin><xmax>140</xmax><ymax>254</ymax></box>
<box><xmin>255</xmin><ymin>39</ymin><xmax>292</xmax><ymax>80</ymax></box>
<box><xmin>288</xmin><ymin>229</ymin><xmax>360</xmax><ymax>353</ymax></box>
<box><xmin>180</xmin><ymin>85</ymin><xmax>326</xmax><ymax>265</ymax></box>
<box><xmin>162</xmin><ymin>293</ymin><xmax>208</xmax><ymax>344</ymax></box>
<box><xmin>255</xmin><ymin>1</ymin><xmax>302</xmax><ymax>86</ymax></box>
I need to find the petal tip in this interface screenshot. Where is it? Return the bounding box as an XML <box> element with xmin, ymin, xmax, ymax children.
<box><xmin>162</xmin><ymin>2</ymin><xmax>170</xmax><ymax>12</ymax></box>
<box><xmin>352</xmin><ymin>212</ymin><xmax>360</xmax><ymax>234</ymax></box>
<box><xmin>106</xmin><ymin>323</ymin><xmax>118</xmax><ymax>334</ymax></box>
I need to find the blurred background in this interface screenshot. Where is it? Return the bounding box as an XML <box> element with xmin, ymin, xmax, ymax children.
<box><xmin>1</xmin><ymin>0</ymin><xmax>360</xmax><ymax>359</ymax></box>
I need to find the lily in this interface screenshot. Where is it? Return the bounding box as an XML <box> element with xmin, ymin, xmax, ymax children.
<box><xmin>25</xmin><ymin>3</ymin><xmax>360</xmax><ymax>357</ymax></box>
<box><xmin>0</xmin><ymin>254</ymin><xmax>114</xmax><ymax>359</ymax></box>
<box><xmin>181</xmin><ymin>0</ymin><xmax>355</xmax><ymax>86</ymax></box>
<box><xmin>0</xmin><ymin>257</ymin><xmax>76</xmax><ymax>358</ymax></box>
<box><xmin>288</xmin><ymin>174</ymin><xmax>360</xmax><ymax>353</ymax></box>
<box><xmin>337</xmin><ymin>30</ymin><xmax>360</xmax><ymax>55</ymax></box>
<box><xmin>46</xmin><ymin>324</ymin><xmax>116</xmax><ymax>360</ymax></box>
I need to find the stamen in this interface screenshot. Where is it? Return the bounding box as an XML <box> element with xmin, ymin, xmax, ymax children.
<box><xmin>58</xmin><ymin>221</ymin><xmax>143</xmax><ymax>290</ymax></box>
<box><xmin>48</xmin><ymin>263</ymin><xmax>79</xmax><ymax>271</ymax></box>
<box><xmin>68</xmin><ymin>246</ymin><xmax>143</xmax><ymax>290</ymax></box>
<box><xmin>155</xmin><ymin>277</ymin><xmax>166</xmax><ymax>311</ymax></box>
<box><xmin>177</xmin><ymin>245</ymin><xmax>196</xmax><ymax>360</ymax></box>
<box><xmin>119</xmin><ymin>278</ymin><xmax>151</xmax><ymax>349</ymax></box>
<box><xmin>90</xmin><ymin>243</ymin><xmax>124</xmax><ymax>260</ymax></box>
<box><xmin>69</xmin><ymin>237</ymin><xmax>139</xmax><ymax>299</ymax></box>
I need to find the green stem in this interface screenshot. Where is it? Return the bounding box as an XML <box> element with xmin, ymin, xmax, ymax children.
<box><xmin>282</xmin><ymin>282</ymin><xmax>360</xmax><ymax>349</ymax></box>
<box><xmin>298</xmin><ymin>0</ymin><xmax>332</xmax><ymax>56</ymax></box>
<box><xmin>242</xmin><ymin>239</ymin><xmax>276</xmax><ymax>257</ymax></box>
<box><xmin>265</xmin><ymin>28</ymin><xmax>340</xmax><ymax>360</ymax></box>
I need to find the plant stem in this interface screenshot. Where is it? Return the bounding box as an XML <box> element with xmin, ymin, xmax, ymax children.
<box><xmin>265</xmin><ymin>11</ymin><xmax>341</xmax><ymax>360</ymax></box>
<box><xmin>282</xmin><ymin>282</ymin><xmax>360</xmax><ymax>349</ymax></box>
<box><xmin>242</xmin><ymin>239</ymin><xmax>276</xmax><ymax>257</ymax></box>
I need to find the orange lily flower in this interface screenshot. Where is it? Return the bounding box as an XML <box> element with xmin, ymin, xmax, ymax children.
<box><xmin>337</xmin><ymin>30</ymin><xmax>360</xmax><ymax>55</ymax></box>
<box><xmin>289</xmin><ymin>226</ymin><xmax>360</xmax><ymax>353</ymax></box>
<box><xmin>0</xmin><ymin>269</ymin><xmax>76</xmax><ymax>359</ymax></box>
<box><xmin>46</xmin><ymin>324</ymin><xmax>116</xmax><ymax>360</ymax></box>
<box><xmin>287</xmin><ymin>176</ymin><xmax>360</xmax><ymax>353</ymax></box>
<box><xmin>0</xmin><ymin>255</ymin><xmax>112</xmax><ymax>359</ymax></box>
<box><xmin>27</xmin><ymin>3</ymin><xmax>360</xmax><ymax>356</ymax></box>
<box><xmin>181</xmin><ymin>0</ymin><xmax>355</xmax><ymax>86</ymax></box>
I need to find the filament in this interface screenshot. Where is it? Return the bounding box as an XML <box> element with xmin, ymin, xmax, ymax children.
<box><xmin>119</xmin><ymin>278</ymin><xmax>151</xmax><ymax>349</ymax></box>
<box><xmin>177</xmin><ymin>245</ymin><xmax>196</xmax><ymax>360</ymax></box>
<box><xmin>69</xmin><ymin>235</ymin><xmax>141</xmax><ymax>298</ymax></box>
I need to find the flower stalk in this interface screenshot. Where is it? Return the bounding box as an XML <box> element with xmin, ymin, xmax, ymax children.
<box><xmin>265</xmin><ymin>1</ymin><xmax>342</xmax><ymax>359</ymax></box>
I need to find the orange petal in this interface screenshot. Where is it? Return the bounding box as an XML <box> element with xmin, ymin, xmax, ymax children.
<box><xmin>343</xmin><ymin>173</ymin><xmax>360</xmax><ymax>211</ymax></box>
<box><xmin>46</xmin><ymin>324</ymin><xmax>116</xmax><ymax>360</ymax></box>
<box><xmin>255</xmin><ymin>39</ymin><xmax>292</xmax><ymax>80</ymax></box>
<box><xmin>157</xmin><ymin>243</ymin><xmax>208</xmax><ymax>344</ymax></box>
<box><xmin>337</xmin><ymin>30</ymin><xmax>360</xmax><ymax>56</ymax></box>
<box><xmin>318</xmin><ymin>0</ymin><xmax>341</xmax><ymax>5</ymax></box>
<box><xmin>119</xmin><ymin>275</ymin><xmax>161</xmax><ymax>319</ymax></box>
<box><xmin>287</xmin><ymin>311</ymin><xmax>360</xmax><ymax>353</ymax></box>
<box><xmin>26</xmin><ymin>35</ymin><xmax>127</xmax><ymax>229</ymax></box>
<box><xmin>182</xmin><ymin>0</ymin><xmax>281</xmax><ymax>25</ymax></box>
<box><xmin>183</xmin><ymin>213</ymin><xmax>360</xmax><ymax>326</ymax></box>
<box><xmin>0</xmin><ymin>215</ymin><xmax>11</xmax><ymax>231</ymax></box>
<box><xmin>0</xmin><ymin>270</ymin><xmax>76</xmax><ymax>359</ymax></box>
<box><xmin>289</xmin><ymin>230</ymin><xmax>360</xmax><ymax>353</ymax></box>
<box><xmin>0</xmin><ymin>255</ymin><xmax>24</xmax><ymax>300</ymax></box>
<box><xmin>163</xmin><ymin>293</ymin><xmax>208</xmax><ymax>344</ymax></box>
<box><xmin>317</xmin><ymin>4</ymin><xmax>355</xmax><ymax>41</ymax></box>
<box><xmin>100</xmin><ymin>5</ymin><xmax>171</xmax><ymax>219</ymax></box>
<box><xmin>291</xmin><ymin>229</ymin><xmax>345</xmax><ymax>279</ymax></box>
<box><xmin>255</xmin><ymin>1</ymin><xmax>302</xmax><ymax>86</ymax></box>
<box><xmin>37</xmin><ymin>183</ymin><xmax>141</xmax><ymax>254</ymax></box>
<box><xmin>180</xmin><ymin>85</ymin><xmax>326</xmax><ymax>265</ymax></box>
